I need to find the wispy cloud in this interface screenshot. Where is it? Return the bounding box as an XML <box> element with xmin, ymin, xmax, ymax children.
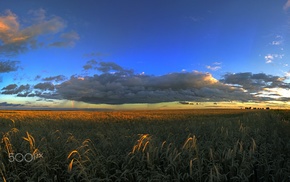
<box><xmin>283</xmin><ymin>0</ymin><xmax>290</xmax><ymax>11</ymax></box>
<box><xmin>82</xmin><ymin>60</ymin><xmax>134</xmax><ymax>75</ymax></box>
<box><xmin>49</xmin><ymin>31</ymin><xmax>80</xmax><ymax>48</ymax></box>
<box><xmin>206</xmin><ymin>62</ymin><xmax>222</xmax><ymax>71</ymax></box>
<box><xmin>188</xmin><ymin>16</ymin><xmax>203</xmax><ymax>22</ymax></box>
<box><xmin>270</xmin><ymin>35</ymin><xmax>284</xmax><ymax>46</ymax></box>
<box><xmin>271</xmin><ymin>40</ymin><xmax>282</xmax><ymax>45</ymax></box>
<box><xmin>206</xmin><ymin>65</ymin><xmax>221</xmax><ymax>71</ymax></box>
<box><xmin>42</xmin><ymin>75</ymin><xmax>66</xmax><ymax>82</ymax></box>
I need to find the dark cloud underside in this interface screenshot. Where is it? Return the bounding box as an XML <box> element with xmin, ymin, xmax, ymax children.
<box><xmin>221</xmin><ymin>72</ymin><xmax>290</xmax><ymax>91</ymax></box>
<box><xmin>0</xmin><ymin>102</ymin><xmax>24</xmax><ymax>107</ymax></box>
<box><xmin>1</xmin><ymin>61</ymin><xmax>289</xmax><ymax>104</ymax></box>
<box><xmin>0</xmin><ymin>60</ymin><xmax>19</xmax><ymax>73</ymax></box>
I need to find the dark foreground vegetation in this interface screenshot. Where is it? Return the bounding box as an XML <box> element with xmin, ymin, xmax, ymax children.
<box><xmin>0</xmin><ymin>109</ymin><xmax>290</xmax><ymax>181</ymax></box>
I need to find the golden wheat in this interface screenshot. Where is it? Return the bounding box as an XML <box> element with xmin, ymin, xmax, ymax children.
<box><xmin>0</xmin><ymin>109</ymin><xmax>289</xmax><ymax>181</ymax></box>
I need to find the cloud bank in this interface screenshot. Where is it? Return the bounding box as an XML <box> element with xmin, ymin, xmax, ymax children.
<box><xmin>1</xmin><ymin>61</ymin><xmax>255</xmax><ymax>104</ymax></box>
<box><xmin>56</xmin><ymin>72</ymin><xmax>247</xmax><ymax>104</ymax></box>
<box><xmin>1</xmin><ymin>61</ymin><xmax>289</xmax><ymax>105</ymax></box>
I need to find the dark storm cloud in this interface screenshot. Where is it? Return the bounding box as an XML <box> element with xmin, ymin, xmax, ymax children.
<box><xmin>54</xmin><ymin>63</ymin><xmax>252</xmax><ymax>104</ymax></box>
<box><xmin>0</xmin><ymin>60</ymin><xmax>19</xmax><ymax>73</ymax></box>
<box><xmin>220</xmin><ymin>72</ymin><xmax>290</xmax><ymax>91</ymax></box>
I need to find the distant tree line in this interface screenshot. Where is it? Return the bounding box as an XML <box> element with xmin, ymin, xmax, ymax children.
<box><xmin>179</xmin><ymin>101</ymin><xmax>202</xmax><ymax>105</ymax></box>
<box><xmin>245</xmin><ymin>107</ymin><xmax>270</xmax><ymax>110</ymax></box>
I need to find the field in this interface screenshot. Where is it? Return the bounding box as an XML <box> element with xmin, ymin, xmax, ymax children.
<box><xmin>0</xmin><ymin>109</ymin><xmax>290</xmax><ymax>181</ymax></box>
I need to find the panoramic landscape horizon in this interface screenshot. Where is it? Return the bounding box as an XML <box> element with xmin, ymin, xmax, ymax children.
<box><xmin>1</xmin><ymin>1</ymin><xmax>290</xmax><ymax>180</ymax></box>
<box><xmin>1</xmin><ymin>0</ymin><xmax>290</xmax><ymax>110</ymax></box>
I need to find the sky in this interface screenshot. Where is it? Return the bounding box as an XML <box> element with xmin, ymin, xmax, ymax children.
<box><xmin>0</xmin><ymin>0</ymin><xmax>290</xmax><ymax>110</ymax></box>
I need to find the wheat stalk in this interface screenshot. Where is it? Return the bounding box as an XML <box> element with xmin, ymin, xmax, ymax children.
<box><xmin>189</xmin><ymin>159</ymin><xmax>193</xmax><ymax>176</ymax></box>
<box><xmin>22</xmin><ymin>132</ymin><xmax>35</xmax><ymax>153</ymax></box>
<box><xmin>2</xmin><ymin>137</ymin><xmax>13</xmax><ymax>154</ymax></box>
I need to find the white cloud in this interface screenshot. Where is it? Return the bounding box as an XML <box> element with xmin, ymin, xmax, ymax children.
<box><xmin>206</xmin><ymin>65</ymin><xmax>221</xmax><ymax>71</ymax></box>
<box><xmin>271</xmin><ymin>40</ymin><xmax>282</xmax><ymax>45</ymax></box>
<box><xmin>264</xmin><ymin>54</ymin><xmax>284</xmax><ymax>63</ymax></box>
<box><xmin>265</xmin><ymin>54</ymin><xmax>273</xmax><ymax>63</ymax></box>
<box><xmin>188</xmin><ymin>16</ymin><xmax>203</xmax><ymax>22</ymax></box>
<box><xmin>265</xmin><ymin>54</ymin><xmax>273</xmax><ymax>60</ymax></box>
<box><xmin>257</xmin><ymin>88</ymin><xmax>290</xmax><ymax>100</ymax></box>
<box><xmin>206</xmin><ymin>62</ymin><xmax>222</xmax><ymax>71</ymax></box>
<box><xmin>213</xmin><ymin>62</ymin><xmax>222</xmax><ymax>65</ymax></box>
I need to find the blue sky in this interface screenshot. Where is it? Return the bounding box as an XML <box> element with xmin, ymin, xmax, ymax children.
<box><xmin>1</xmin><ymin>0</ymin><xmax>290</xmax><ymax>109</ymax></box>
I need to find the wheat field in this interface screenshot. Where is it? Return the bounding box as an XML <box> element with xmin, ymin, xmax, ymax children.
<box><xmin>0</xmin><ymin>109</ymin><xmax>290</xmax><ymax>181</ymax></box>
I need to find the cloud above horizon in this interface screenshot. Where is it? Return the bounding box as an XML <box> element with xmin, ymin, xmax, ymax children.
<box><xmin>0</xmin><ymin>9</ymin><xmax>79</xmax><ymax>56</ymax></box>
<box><xmin>1</xmin><ymin>61</ymin><xmax>290</xmax><ymax>105</ymax></box>
<box><xmin>1</xmin><ymin>61</ymin><xmax>269</xmax><ymax>104</ymax></box>
<box><xmin>55</xmin><ymin>71</ymin><xmax>249</xmax><ymax>104</ymax></box>
<box><xmin>221</xmin><ymin>72</ymin><xmax>290</xmax><ymax>101</ymax></box>
<box><xmin>0</xmin><ymin>102</ymin><xmax>24</xmax><ymax>107</ymax></box>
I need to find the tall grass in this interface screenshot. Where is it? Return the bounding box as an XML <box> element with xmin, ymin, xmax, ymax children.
<box><xmin>0</xmin><ymin>109</ymin><xmax>289</xmax><ymax>181</ymax></box>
